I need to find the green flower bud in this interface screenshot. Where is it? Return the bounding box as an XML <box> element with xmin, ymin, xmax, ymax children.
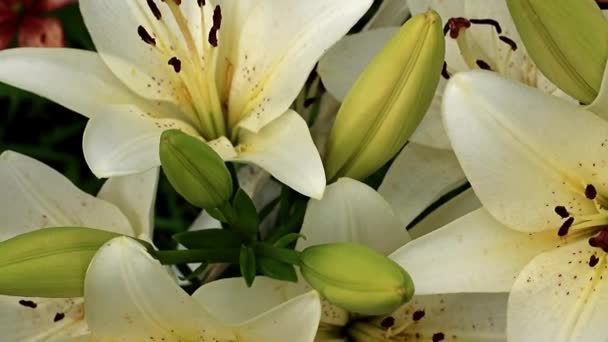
<box><xmin>0</xmin><ymin>227</ymin><xmax>121</xmax><ymax>297</ymax></box>
<box><xmin>300</xmin><ymin>243</ymin><xmax>414</xmax><ymax>315</ymax></box>
<box><xmin>160</xmin><ymin>129</ymin><xmax>233</xmax><ymax>209</ymax></box>
<box><xmin>507</xmin><ymin>0</ymin><xmax>608</xmax><ymax>104</ymax></box>
<box><xmin>324</xmin><ymin>11</ymin><xmax>445</xmax><ymax>182</ymax></box>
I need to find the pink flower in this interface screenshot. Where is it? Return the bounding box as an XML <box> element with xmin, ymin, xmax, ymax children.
<box><xmin>0</xmin><ymin>0</ymin><xmax>77</xmax><ymax>49</ymax></box>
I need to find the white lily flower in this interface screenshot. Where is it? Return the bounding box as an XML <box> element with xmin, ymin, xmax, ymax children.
<box><xmin>0</xmin><ymin>150</ymin><xmax>158</xmax><ymax>340</ymax></box>
<box><xmin>318</xmin><ymin>0</ymin><xmax>575</xmax><ymax>227</ymax></box>
<box><xmin>195</xmin><ymin>178</ymin><xmax>507</xmax><ymax>341</ymax></box>
<box><xmin>0</xmin><ymin>0</ymin><xmax>374</xmax><ymax>199</ymax></box>
<box><xmin>75</xmin><ymin>236</ymin><xmax>321</xmax><ymax>341</ymax></box>
<box><xmin>393</xmin><ymin>68</ymin><xmax>608</xmax><ymax>341</ymax></box>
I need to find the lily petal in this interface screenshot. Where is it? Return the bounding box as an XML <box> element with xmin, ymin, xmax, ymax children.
<box><xmin>79</xmin><ymin>0</ymin><xmax>198</xmax><ymax>103</ymax></box>
<box><xmin>407</xmin><ymin>0</ymin><xmax>464</xmax><ymax>19</ymax></box>
<box><xmin>0</xmin><ymin>48</ymin><xmax>138</xmax><ymax>118</ymax></box>
<box><xmin>508</xmin><ymin>239</ymin><xmax>608</xmax><ymax>342</ymax></box>
<box><xmin>443</xmin><ymin>71</ymin><xmax>608</xmax><ymax>232</ymax></box>
<box><xmin>189</xmin><ymin>210</ymin><xmax>222</xmax><ymax>231</ymax></box>
<box><xmin>318</xmin><ymin>27</ymin><xmax>398</xmax><ymax>102</ymax></box>
<box><xmin>0</xmin><ymin>296</ymin><xmax>87</xmax><ymax>341</ymax></box>
<box><xmin>228</xmin><ymin>0</ymin><xmax>373</xmax><ymax>132</ymax></box>
<box><xmin>369</xmin><ymin>293</ymin><xmax>507</xmax><ymax>341</ymax></box>
<box><xmin>0</xmin><ymin>151</ymin><xmax>133</xmax><ymax>240</ymax></box>
<box><xmin>233</xmin><ymin>110</ymin><xmax>325</xmax><ymax>199</ymax></box>
<box><xmin>409</xmin><ymin>79</ymin><xmax>453</xmax><ymax>149</ymax></box>
<box><xmin>408</xmin><ymin>188</ymin><xmax>481</xmax><ymax>239</ymax></box>
<box><xmin>378</xmin><ymin>143</ymin><xmax>466</xmax><ymax>228</ymax></box>
<box><xmin>96</xmin><ymin>168</ymin><xmax>159</xmax><ymax>239</ymax></box>
<box><xmin>83</xmin><ymin>107</ymin><xmax>197</xmax><ymax>178</ymax></box>
<box><xmin>298</xmin><ymin>178</ymin><xmax>410</xmax><ymax>255</ymax></box>
<box><xmin>364</xmin><ymin>0</ymin><xmax>410</xmax><ymax>29</ymax></box>
<box><xmin>390</xmin><ymin>209</ymin><xmax>563</xmax><ymax>294</ymax></box>
<box><xmin>85</xmin><ymin>237</ymin><xmax>233</xmax><ymax>340</ymax></box>
<box><xmin>192</xmin><ymin>277</ymin><xmax>306</xmax><ymax>325</ymax></box>
<box><xmin>235</xmin><ymin>290</ymin><xmax>321</xmax><ymax>342</ymax></box>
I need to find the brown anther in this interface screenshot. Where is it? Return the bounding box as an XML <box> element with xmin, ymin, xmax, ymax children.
<box><xmin>585</xmin><ymin>184</ymin><xmax>597</xmax><ymax>200</ymax></box>
<box><xmin>146</xmin><ymin>0</ymin><xmax>162</xmax><ymax>20</ymax></box>
<box><xmin>380</xmin><ymin>316</ymin><xmax>395</xmax><ymax>328</ymax></box>
<box><xmin>499</xmin><ymin>35</ymin><xmax>518</xmax><ymax>51</ymax></box>
<box><xmin>137</xmin><ymin>26</ymin><xmax>156</xmax><ymax>46</ymax></box>
<box><xmin>476</xmin><ymin>59</ymin><xmax>492</xmax><ymax>70</ymax></box>
<box><xmin>208</xmin><ymin>28</ymin><xmax>219</xmax><ymax>47</ymax></box>
<box><xmin>168</xmin><ymin>57</ymin><xmax>182</xmax><ymax>72</ymax></box>
<box><xmin>589</xmin><ymin>229</ymin><xmax>608</xmax><ymax>252</ymax></box>
<box><xmin>212</xmin><ymin>5</ymin><xmax>222</xmax><ymax>30</ymax></box>
<box><xmin>432</xmin><ymin>332</ymin><xmax>445</xmax><ymax>342</ymax></box>
<box><xmin>445</xmin><ymin>17</ymin><xmax>471</xmax><ymax>39</ymax></box>
<box><xmin>557</xmin><ymin>217</ymin><xmax>574</xmax><ymax>237</ymax></box>
<box><xmin>412</xmin><ymin>310</ymin><xmax>425</xmax><ymax>321</ymax></box>
<box><xmin>554</xmin><ymin>206</ymin><xmax>570</xmax><ymax>219</ymax></box>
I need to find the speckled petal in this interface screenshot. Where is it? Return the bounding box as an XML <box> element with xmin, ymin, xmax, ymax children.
<box><xmin>85</xmin><ymin>237</ymin><xmax>234</xmax><ymax>341</ymax></box>
<box><xmin>444</xmin><ymin>71</ymin><xmax>608</xmax><ymax>233</ymax></box>
<box><xmin>368</xmin><ymin>293</ymin><xmax>508</xmax><ymax>341</ymax></box>
<box><xmin>391</xmin><ymin>209</ymin><xmax>564</xmax><ymax>294</ymax></box>
<box><xmin>508</xmin><ymin>238</ymin><xmax>608</xmax><ymax>341</ymax></box>
<box><xmin>0</xmin><ymin>296</ymin><xmax>88</xmax><ymax>341</ymax></box>
<box><xmin>0</xmin><ymin>151</ymin><xmax>133</xmax><ymax>240</ymax></box>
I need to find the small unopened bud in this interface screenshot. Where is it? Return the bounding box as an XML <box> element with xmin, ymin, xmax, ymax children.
<box><xmin>300</xmin><ymin>243</ymin><xmax>414</xmax><ymax>315</ymax></box>
<box><xmin>507</xmin><ymin>0</ymin><xmax>608</xmax><ymax>104</ymax></box>
<box><xmin>160</xmin><ymin>130</ymin><xmax>233</xmax><ymax>209</ymax></box>
<box><xmin>324</xmin><ymin>11</ymin><xmax>445</xmax><ymax>182</ymax></box>
<box><xmin>0</xmin><ymin>227</ymin><xmax>121</xmax><ymax>297</ymax></box>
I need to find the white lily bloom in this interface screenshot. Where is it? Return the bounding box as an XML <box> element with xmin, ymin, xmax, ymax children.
<box><xmin>77</xmin><ymin>236</ymin><xmax>321</xmax><ymax>342</ymax></box>
<box><xmin>0</xmin><ymin>150</ymin><xmax>158</xmax><ymax>340</ymax></box>
<box><xmin>200</xmin><ymin>179</ymin><xmax>507</xmax><ymax>341</ymax></box>
<box><xmin>0</xmin><ymin>0</ymin><xmax>375</xmax><ymax>199</ymax></box>
<box><xmin>393</xmin><ymin>68</ymin><xmax>608</xmax><ymax>341</ymax></box>
<box><xmin>317</xmin><ymin>0</ymin><xmax>575</xmax><ymax>228</ymax></box>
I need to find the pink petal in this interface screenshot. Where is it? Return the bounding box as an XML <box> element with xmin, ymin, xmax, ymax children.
<box><xmin>33</xmin><ymin>0</ymin><xmax>78</xmax><ymax>12</ymax></box>
<box><xmin>18</xmin><ymin>16</ymin><xmax>65</xmax><ymax>47</ymax></box>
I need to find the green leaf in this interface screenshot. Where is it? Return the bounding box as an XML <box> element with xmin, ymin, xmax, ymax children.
<box><xmin>240</xmin><ymin>245</ymin><xmax>257</xmax><ymax>287</ymax></box>
<box><xmin>232</xmin><ymin>189</ymin><xmax>259</xmax><ymax>241</ymax></box>
<box><xmin>154</xmin><ymin>248</ymin><xmax>240</xmax><ymax>265</ymax></box>
<box><xmin>172</xmin><ymin>229</ymin><xmax>242</xmax><ymax>249</ymax></box>
<box><xmin>254</xmin><ymin>243</ymin><xmax>301</xmax><ymax>265</ymax></box>
<box><xmin>273</xmin><ymin>233</ymin><xmax>306</xmax><ymax>248</ymax></box>
<box><xmin>258</xmin><ymin>257</ymin><xmax>298</xmax><ymax>282</ymax></box>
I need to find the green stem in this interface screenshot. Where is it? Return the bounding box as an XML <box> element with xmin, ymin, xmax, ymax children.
<box><xmin>154</xmin><ymin>248</ymin><xmax>240</xmax><ymax>265</ymax></box>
